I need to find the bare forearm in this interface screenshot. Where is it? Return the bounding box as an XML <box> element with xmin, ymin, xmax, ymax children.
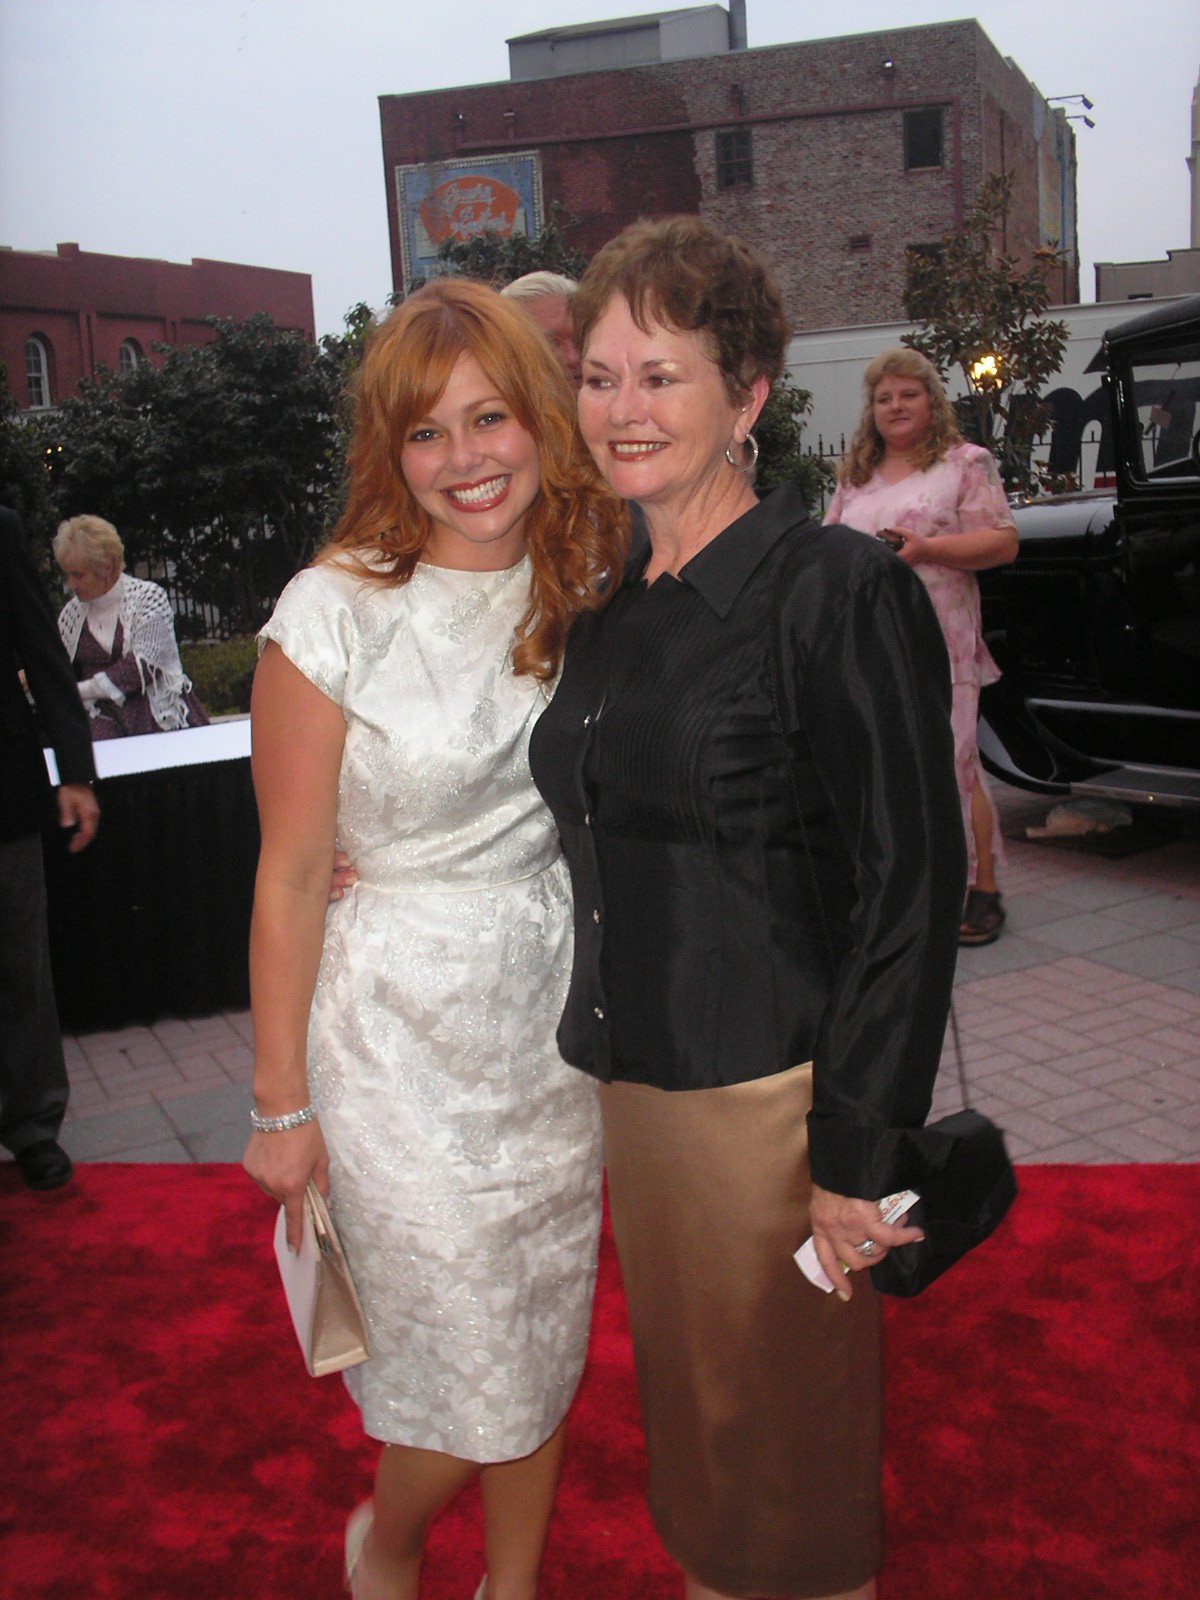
<box><xmin>908</xmin><ymin>523</ymin><xmax>1018</xmax><ymax>571</ymax></box>
<box><xmin>249</xmin><ymin>873</ymin><xmax>330</xmax><ymax>1113</ymax></box>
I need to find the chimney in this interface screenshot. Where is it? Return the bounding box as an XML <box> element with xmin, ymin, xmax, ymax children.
<box><xmin>728</xmin><ymin>0</ymin><xmax>747</xmax><ymax>52</ymax></box>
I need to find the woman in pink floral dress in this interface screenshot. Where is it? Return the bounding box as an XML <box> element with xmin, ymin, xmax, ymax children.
<box><xmin>825</xmin><ymin>347</ymin><xmax>1018</xmax><ymax>944</ymax></box>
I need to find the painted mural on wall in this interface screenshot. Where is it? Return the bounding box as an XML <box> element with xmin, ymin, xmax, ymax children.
<box><xmin>395</xmin><ymin>153</ymin><xmax>544</xmax><ymax>286</ymax></box>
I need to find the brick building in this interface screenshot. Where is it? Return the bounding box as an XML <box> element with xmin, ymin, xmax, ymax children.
<box><xmin>378</xmin><ymin>8</ymin><xmax>1079</xmax><ymax>329</ymax></box>
<box><xmin>0</xmin><ymin>242</ymin><xmax>315</xmax><ymax>412</ymax></box>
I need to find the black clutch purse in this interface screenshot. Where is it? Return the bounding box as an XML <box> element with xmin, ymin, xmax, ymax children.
<box><xmin>867</xmin><ymin>1107</ymin><xmax>1017</xmax><ymax>1296</ymax></box>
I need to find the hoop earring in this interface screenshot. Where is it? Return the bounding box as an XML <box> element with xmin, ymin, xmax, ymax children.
<box><xmin>725</xmin><ymin>432</ymin><xmax>759</xmax><ymax>473</ymax></box>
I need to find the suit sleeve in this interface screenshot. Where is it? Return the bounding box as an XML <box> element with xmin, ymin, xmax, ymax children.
<box><xmin>2</xmin><ymin>509</ymin><xmax>96</xmax><ymax>788</ymax></box>
<box><xmin>781</xmin><ymin>533</ymin><xmax>966</xmax><ymax>1197</ymax></box>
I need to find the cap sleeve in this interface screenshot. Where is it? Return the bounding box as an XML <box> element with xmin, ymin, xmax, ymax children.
<box><xmin>955</xmin><ymin>443</ymin><xmax>1016</xmax><ymax>533</ymax></box>
<box><xmin>258</xmin><ymin>564</ymin><xmax>358</xmax><ymax>707</ymax></box>
<box><xmin>823</xmin><ymin>482</ymin><xmax>846</xmax><ymax>526</ymax></box>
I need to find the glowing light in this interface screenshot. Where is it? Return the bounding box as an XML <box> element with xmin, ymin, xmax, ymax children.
<box><xmin>970</xmin><ymin>352</ymin><xmax>1003</xmax><ymax>388</ymax></box>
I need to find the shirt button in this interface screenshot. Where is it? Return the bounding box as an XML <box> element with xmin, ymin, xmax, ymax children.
<box><xmin>584</xmin><ymin>812</ymin><xmax>591</xmax><ymax>826</ymax></box>
<box><xmin>592</xmin><ymin>908</ymin><xmax>601</xmax><ymax>923</ymax></box>
<box><xmin>594</xmin><ymin>1006</ymin><xmax>605</xmax><ymax>1021</ymax></box>
<box><xmin>583</xmin><ymin>713</ymin><xmax>592</xmax><ymax>727</ymax></box>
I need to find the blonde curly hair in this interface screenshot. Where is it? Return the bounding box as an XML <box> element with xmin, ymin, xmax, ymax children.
<box><xmin>839</xmin><ymin>345</ymin><xmax>962</xmax><ymax>487</ymax></box>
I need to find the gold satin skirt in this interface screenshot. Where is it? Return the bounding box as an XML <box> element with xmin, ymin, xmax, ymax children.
<box><xmin>600</xmin><ymin>1063</ymin><xmax>883</xmax><ymax>1599</ymax></box>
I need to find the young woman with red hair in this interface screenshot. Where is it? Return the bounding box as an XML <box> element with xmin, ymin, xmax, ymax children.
<box><xmin>243</xmin><ymin>278</ymin><xmax>627</xmax><ymax>1600</ymax></box>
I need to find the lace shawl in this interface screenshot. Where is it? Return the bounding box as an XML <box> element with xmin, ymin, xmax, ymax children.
<box><xmin>58</xmin><ymin>575</ymin><xmax>196</xmax><ymax>731</ymax></box>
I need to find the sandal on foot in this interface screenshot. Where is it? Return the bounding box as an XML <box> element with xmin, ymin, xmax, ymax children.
<box><xmin>344</xmin><ymin>1501</ymin><xmax>374</xmax><ymax>1593</ymax></box>
<box><xmin>960</xmin><ymin>888</ymin><xmax>1005</xmax><ymax>946</ymax></box>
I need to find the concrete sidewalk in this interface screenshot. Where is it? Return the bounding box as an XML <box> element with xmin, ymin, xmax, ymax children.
<box><xmin>33</xmin><ymin>784</ymin><xmax>1200</xmax><ymax>1168</ymax></box>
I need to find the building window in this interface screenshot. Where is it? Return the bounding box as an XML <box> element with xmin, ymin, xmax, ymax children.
<box><xmin>904</xmin><ymin>108</ymin><xmax>944</xmax><ymax>170</ymax></box>
<box><xmin>119</xmin><ymin>339</ymin><xmax>143</xmax><ymax>372</ymax></box>
<box><xmin>25</xmin><ymin>335</ymin><xmax>52</xmax><ymax>409</ymax></box>
<box><xmin>715</xmin><ymin>127</ymin><xmax>754</xmax><ymax>191</ymax></box>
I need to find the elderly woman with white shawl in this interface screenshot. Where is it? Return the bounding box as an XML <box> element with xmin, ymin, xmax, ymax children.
<box><xmin>54</xmin><ymin>515</ymin><xmax>208</xmax><ymax>739</ymax></box>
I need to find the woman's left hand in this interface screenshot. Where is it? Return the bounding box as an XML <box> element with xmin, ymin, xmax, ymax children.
<box><xmin>884</xmin><ymin>525</ymin><xmax>926</xmax><ymax>566</ymax></box>
<box><xmin>809</xmin><ymin>1182</ymin><xmax>925</xmax><ymax>1302</ymax></box>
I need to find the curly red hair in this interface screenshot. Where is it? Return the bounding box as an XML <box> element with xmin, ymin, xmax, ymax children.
<box><xmin>322</xmin><ymin>277</ymin><xmax>628</xmax><ymax>681</ymax></box>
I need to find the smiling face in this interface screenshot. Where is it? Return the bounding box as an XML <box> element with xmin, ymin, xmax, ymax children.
<box><xmin>399</xmin><ymin>352</ymin><xmax>542</xmax><ymax>571</ymax></box>
<box><xmin>577</xmin><ymin>294</ymin><xmax>752</xmax><ymax>512</ymax></box>
<box><xmin>872</xmin><ymin>370</ymin><xmax>934</xmax><ymax>459</ymax></box>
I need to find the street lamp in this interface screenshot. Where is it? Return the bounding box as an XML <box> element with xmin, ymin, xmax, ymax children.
<box><xmin>969</xmin><ymin>352</ymin><xmax>1004</xmax><ymax>391</ymax></box>
<box><xmin>1048</xmin><ymin>93</ymin><xmax>1095</xmax><ymax>128</ymax></box>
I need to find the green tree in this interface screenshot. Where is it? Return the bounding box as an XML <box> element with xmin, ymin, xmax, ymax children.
<box><xmin>0</xmin><ymin>364</ymin><xmax>57</xmax><ymax>555</ymax></box>
<box><xmin>420</xmin><ymin>202</ymin><xmax>589</xmax><ymax>292</ymax></box>
<box><xmin>904</xmin><ymin>171</ymin><xmax>1068</xmax><ymax>493</ymax></box>
<box><xmin>40</xmin><ymin>314</ymin><xmax>347</xmax><ymax>634</ymax></box>
<box><xmin>754</xmin><ymin>380</ymin><xmax>835</xmax><ymax>511</ymax></box>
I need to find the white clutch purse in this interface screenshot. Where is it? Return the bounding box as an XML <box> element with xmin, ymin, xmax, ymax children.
<box><xmin>273</xmin><ymin>1181</ymin><xmax>371</xmax><ymax>1377</ymax></box>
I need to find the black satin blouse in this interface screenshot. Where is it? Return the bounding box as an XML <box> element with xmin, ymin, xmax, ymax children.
<box><xmin>529</xmin><ymin>484</ymin><xmax>967</xmax><ymax>1197</ymax></box>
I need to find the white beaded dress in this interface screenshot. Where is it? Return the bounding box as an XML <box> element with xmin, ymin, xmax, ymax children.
<box><xmin>260</xmin><ymin>554</ymin><xmax>603</xmax><ymax>1460</ymax></box>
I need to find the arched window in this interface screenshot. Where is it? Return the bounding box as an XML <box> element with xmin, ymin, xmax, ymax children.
<box><xmin>119</xmin><ymin>338</ymin><xmax>142</xmax><ymax>372</ymax></box>
<box><xmin>25</xmin><ymin>335</ymin><xmax>53</xmax><ymax>409</ymax></box>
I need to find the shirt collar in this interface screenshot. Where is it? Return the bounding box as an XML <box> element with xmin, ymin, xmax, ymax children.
<box><xmin>671</xmin><ymin>483</ymin><xmax>812</xmax><ymax>618</ymax></box>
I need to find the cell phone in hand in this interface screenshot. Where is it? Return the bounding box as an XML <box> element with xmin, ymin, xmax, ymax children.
<box><xmin>876</xmin><ymin>528</ymin><xmax>905</xmax><ymax>551</ymax></box>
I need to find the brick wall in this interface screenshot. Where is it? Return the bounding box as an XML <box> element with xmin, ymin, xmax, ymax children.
<box><xmin>0</xmin><ymin>244</ymin><xmax>315</xmax><ymax>410</ymax></box>
<box><xmin>378</xmin><ymin>18</ymin><xmax>1077</xmax><ymax>327</ymax></box>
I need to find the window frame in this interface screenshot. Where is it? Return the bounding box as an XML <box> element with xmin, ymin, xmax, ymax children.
<box><xmin>715</xmin><ymin>125</ymin><xmax>754</xmax><ymax>192</ymax></box>
<box><xmin>903</xmin><ymin>107</ymin><xmax>945</xmax><ymax>172</ymax></box>
<box><xmin>25</xmin><ymin>334</ymin><xmax>52</xmax><ymax>409</ymax></box>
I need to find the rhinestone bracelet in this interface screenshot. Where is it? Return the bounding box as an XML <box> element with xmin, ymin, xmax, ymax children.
<box><xmin>250</xmin><ymin>1104</ymin><xmax>318</xmax><ymax>1134</ymax></box>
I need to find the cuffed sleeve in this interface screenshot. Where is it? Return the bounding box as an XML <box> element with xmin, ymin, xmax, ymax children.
<box><xmin>781</xmin><ymin>533</ymin><xmax>967</xmax><ymax>1196</ymax></box>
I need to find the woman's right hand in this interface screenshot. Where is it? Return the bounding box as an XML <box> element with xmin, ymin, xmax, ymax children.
<box><xmin>809</xmin><ymin>1182</ymin><xmax>925</xmax><ymax>1301</ymax></box>
<box><xmin>243</xmin><ymin>1120</ymin><xmax>330</xmax><ymax>1250</ymax></box>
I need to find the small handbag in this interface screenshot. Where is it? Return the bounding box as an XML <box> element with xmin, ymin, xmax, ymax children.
<box><xmin>273</xmin><ymin>1181</ymin><xmax>371</xmax><ymax>1376</ymax></box>
<box><xmin>867</xmin><ymin>1089</ymin><xmax>1017</xmax><ymax>1295</ymax></box>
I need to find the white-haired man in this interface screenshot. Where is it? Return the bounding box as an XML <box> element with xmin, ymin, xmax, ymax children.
<box><xmin>501</xmin><ymin>271</ymin><xmax>582</xmax><ymax>386</ymax></box>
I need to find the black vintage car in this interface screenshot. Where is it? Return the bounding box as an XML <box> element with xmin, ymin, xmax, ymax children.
<box><xmin>979</xmin><ymin>294</ymin><xmax>1200</xmax><ymax>808</ymax></box>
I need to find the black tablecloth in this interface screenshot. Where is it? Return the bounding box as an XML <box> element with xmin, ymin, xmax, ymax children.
<box><xmin>42</xmin><ymin>723</ymin><xmax>259</xmax><ymax>1031</ymax></box>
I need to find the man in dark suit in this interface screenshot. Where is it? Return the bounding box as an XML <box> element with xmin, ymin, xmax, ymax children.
<box><xmin>1</xmin><ymin>504</ymin><xmax>100</xmax><ymax>1189</ymax></box>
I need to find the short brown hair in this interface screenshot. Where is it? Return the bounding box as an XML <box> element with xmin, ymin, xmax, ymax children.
<box><xmin>571</xmin><ymin>216</ymin><xmax>789</xmax><ymax>399</ymax></box>
<box><xmin>324</xmin><ymin>276</ymin><xmax>628</xmax><ymax>682</ymax></box>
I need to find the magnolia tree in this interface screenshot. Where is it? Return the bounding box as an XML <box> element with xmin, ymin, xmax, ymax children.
<box><xmin>904</xmin><ymin>172</ymin><xmax>1069</xmax><ymax>493</ymax></box>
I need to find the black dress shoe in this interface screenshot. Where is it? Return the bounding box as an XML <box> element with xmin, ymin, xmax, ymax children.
<box><xmin>15</xmin><ymin>1139</ymin><xmax>73</xmax><ymax>1190</ymax></box>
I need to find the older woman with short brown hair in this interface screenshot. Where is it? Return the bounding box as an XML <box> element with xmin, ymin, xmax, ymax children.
<box><xmin>530</xmin><ymin>218</ymin><xmax>966</xmax><ymax>1600</ymax></box>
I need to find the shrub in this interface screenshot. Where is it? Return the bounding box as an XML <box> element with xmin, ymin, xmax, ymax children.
<box><xmin>180</xmin><ymin>634</ymin><xmax>259</xmax><ymax>717</ymax></box>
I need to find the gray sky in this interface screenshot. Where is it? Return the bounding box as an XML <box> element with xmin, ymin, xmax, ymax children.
<box><xmin>2</xmin><ymin>1</ymin><xmax>1197</xmax><ymax>336</ymax></box>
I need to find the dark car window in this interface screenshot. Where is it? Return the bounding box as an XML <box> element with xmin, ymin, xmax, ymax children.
<box><xmin>1127</xmin><ymin>351</ymin><xmax>1200</xmax><ymax>479</ymax></box>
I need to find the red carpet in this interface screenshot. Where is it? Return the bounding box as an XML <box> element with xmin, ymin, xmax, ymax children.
<box><xmin>0</xmin><ymin>1163</ymin><xmax>1196</xmax><ymax>1599</ymax></box>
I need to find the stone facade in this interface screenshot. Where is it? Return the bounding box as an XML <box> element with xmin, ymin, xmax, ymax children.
<box><xmin>378</xmin><ymin>19</ymin><xmax>1078</xmax><ymax>330</ymax></box>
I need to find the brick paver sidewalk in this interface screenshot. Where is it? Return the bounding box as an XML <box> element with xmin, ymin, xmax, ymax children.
<box><xmin>34</xmin><ymin>785</ymin><xmax>1200</xmax><ymax>1166</ymax></box>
